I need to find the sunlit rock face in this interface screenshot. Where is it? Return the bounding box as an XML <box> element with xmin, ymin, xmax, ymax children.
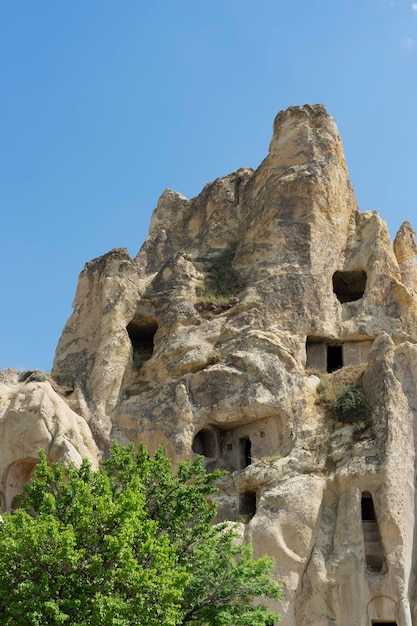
<box><xmin>3</xmin><ymin>104</ymin><xmax>417</xmax><ymax>625</ymax></box>
<box><xmin>0</xmin><ymin>369</ymin><xmax>99</xmax><ymax>513</ymax></box>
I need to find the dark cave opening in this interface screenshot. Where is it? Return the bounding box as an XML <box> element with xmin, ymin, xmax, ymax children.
<box><xmin>332</xmin><ymin>270</ymin><xmax>367</xmax><ymax>303</ymax></box>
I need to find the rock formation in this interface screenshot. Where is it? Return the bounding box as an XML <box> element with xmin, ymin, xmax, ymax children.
<box><xmin>2</xmin><ymin>103</ymin><xmax>417</xmax><ymax>625</ymax></box>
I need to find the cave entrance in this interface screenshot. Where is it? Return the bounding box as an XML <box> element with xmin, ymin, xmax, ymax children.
<box><xmin>332</xmin><ymin>270</ymin><xmax>367</xmax><ymax>303</ymax></box>
<box><xmin>127</xmin><ymin>319</ymin><xmax>158</xmax><ymax>368</ymax></box>
<box><xmin>327</xmin><ymin>345</ymin><xmax>343</xmax><ymax>372</ymax></box>
<box><xmin>239</xmin><ymin>437</ymin><xmax>252</xmax><ymax>469</ymax></box>
<box><xmin>192</xmin><ymin>428</ymin><xmax>217</xmax><ymax>458</ymax></box>
<box><xmin>239</xmin><ymin>491</ymin><xmax>257</xmax><ymax>522</ymax></box>
<box><xmin>372</xmin><ymin>622</ymin><xmax>397</xmax><ymax>625</ymax></box>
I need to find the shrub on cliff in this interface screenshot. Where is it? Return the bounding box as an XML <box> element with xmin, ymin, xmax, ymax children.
<box><xmin>333</xmin><ymin>382</ymin><xmax>371</xmax><ymax>423</ymax></box>
<box><xmin>0</xmin><ymin>443</ymin><xmax>282</xmax><ymax>625</ymax></box>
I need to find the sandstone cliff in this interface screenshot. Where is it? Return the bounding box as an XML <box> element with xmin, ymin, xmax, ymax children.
<box><xmin>2</xmin><ymin>104</ymin><xmax>417</xmax><ymax>625</ymax></box>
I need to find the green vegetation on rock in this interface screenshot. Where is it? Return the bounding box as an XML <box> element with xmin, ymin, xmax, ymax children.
<box><xmin>313</xmin><ymin>365</ymin><xmax>372</xmax><ymax>427</ymax></box>
<box><xmin>132</xmin><ymin>345</ymin><xmax>153</xmax><ymax>368</ymax></box>
<box><xmin>196</xmin><ymin>245</ymin><xmax>245</xmax><ymax>302</ymax></box>
<box><xmin>333</xmin><ymin>382</ymin><xmax>371</xmax><ymax>423</ymax></box>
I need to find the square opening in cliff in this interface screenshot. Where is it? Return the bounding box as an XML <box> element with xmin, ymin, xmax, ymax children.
<box><xmin>333</xmin><ymin>270</ymin><xmax>367</xmax><ymax>303</ymax></box>
<box><xmin>126</xmin><ymin>320</ymin><xmax>158</xmax><ymax>368</ymax></box>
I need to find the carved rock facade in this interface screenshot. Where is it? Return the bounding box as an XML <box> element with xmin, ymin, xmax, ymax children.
<box><xmin>2</xmin><ymin>104</ymin><xmax>417</xmax><ymax>625</ymax></box>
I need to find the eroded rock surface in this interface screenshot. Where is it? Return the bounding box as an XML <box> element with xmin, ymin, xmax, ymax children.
<box><xmin>0</xmin><ymin>369</ymin><xmax>99</xmax><ymax>512</ymax></box>
<box><xmin>2</xmin><ymin>104</ymin><xmax>417</xmax><ymax>625</ymax></box>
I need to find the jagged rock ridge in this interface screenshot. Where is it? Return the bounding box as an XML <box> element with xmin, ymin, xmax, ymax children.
<box><xmin>2</xmin><ymin>104</ymin><xmax>417</xmax><ymax>625</ymax></box>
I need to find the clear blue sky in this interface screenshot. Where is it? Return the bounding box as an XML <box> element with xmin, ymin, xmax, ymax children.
<box><xmin>1</xmin><ymin>0</ymin><xmax>416</xmax><ymax>372</ymax></box>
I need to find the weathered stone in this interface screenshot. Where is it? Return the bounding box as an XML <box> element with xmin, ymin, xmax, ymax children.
<box><xmin>2</xmin><ymin>104</ymin><xmax>417</xmax><ymax>624</ymax></box>
<box><xmin>0</xmin><ymin>376</ymin><xmax>99</xmax><ymax>512</ymax></box>
<box><xmin>394</xmin><ymin>221</ymin><xmax>417</xmax><ymax>293</ymax></box>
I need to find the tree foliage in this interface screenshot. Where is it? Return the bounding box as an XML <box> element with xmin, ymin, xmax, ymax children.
<box><xmin>0</xmin><ymin>443</ymin><xmax>282</xmax><ymax>625</ymax></box>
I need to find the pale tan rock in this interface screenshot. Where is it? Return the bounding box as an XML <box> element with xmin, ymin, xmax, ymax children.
<box><xmin>4</xmin><ymin>104</ymin><xmax>417</xmax><ymax>624</ymax></box>
<box><xmin>0</xmin><ymin>374</ymin><xmax>99</xmax><ymax>512</ymax></box>
<box><xmin>52</xmin><ymin>248</ymin><xmax>141</xmax><ymax>444</ymax></box>
<box><xmin>394</xmin><ymin>221</ymin><xmax>417</xmax><ymax>293</ymax></box>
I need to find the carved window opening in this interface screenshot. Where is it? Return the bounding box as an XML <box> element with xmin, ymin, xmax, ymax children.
<box><xmin>361</xmin><ymin>491</ymin><xmax>386</xmax><ymax>574</ymax></box>
<box><xmin>332</xmin><ymin>270</ymin><xmax>367</xmax><ymax>303</ymax></box>
<box><xmin>239</xmin><ymin>437</ymin><xmax>252</xmax><ymax>469</ymax></box>
<box><xmin>327</xmin><ymin>345</ymin><xmax>343</xmax><ymax>372</ymax></box>
<box><xmin>127</xmin><ymin>320</ymin><xmax>158</xmax><ymax>368</ymax></box>
<box><xmin>307</xmin><ymin>336</ymin><xmax>373</xmax><ymax>372</ymax></box>
<box><xmin>362</xmin><ymin>492</ymin><xmax>376</xmax><ymax>521</ymax></box>
<box><xmin>192</xmin><ymin>428</ymin><xmax>217</xmax><ymax>458</ymax></box>
<box><xmin>239</xmin><ymin>490</ymin><xmax>257</xmax><ymax>522</ymax></box>
<box><xmin>372</xmin><ymin>622</ymin><xmax>397</xmax><ymax>625</ymax></box>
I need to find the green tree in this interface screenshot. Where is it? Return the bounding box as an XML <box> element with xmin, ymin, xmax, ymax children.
<box><xmin>0</xmin><ymin>443</ymin><xmax>282</xmax><ymax>626</ymax></box>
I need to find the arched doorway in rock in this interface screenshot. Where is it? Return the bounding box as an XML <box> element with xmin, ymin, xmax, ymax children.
<box><xmin>5</xmin><ymin>458</ymin><xmax>38</xmax><ymax>512</ymax></box>
<box><xmin>192</xmin><ymin>428</ymin><xmax>218</xmax><ymax>459</ymax></box>
<box><xmin>367</xmin><ymin>594</ymin><xmax>398</xmax><ymax>625</ymax></box>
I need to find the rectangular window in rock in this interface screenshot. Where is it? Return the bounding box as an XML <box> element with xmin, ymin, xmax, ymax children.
<box><xmin>239</xmin><ymin>437</ymin><xmax>252</xmax><ymax>469</ymax></box>
<box><xmin>306</xmin><ymin>337</ymin><xmax>373</xmax><ymax>372</ymax></box>
<box><xmin>306</xmin><ymin>338</ymin><xmax>343</xmax><ymax>372</ymax></box>
<box><xmin>239</xmin><ymin>490</ymin><xmax>257</xmax><ymax>522</ymax></box>
<box><xmin>327</xmin><ymin>345</ymin><xmax>343</xmax><ymax>372</ymax></box>
<box><xmin>361</xmin><ymin>492</ymin><xmax>386</xmax><ymax>574</ymax></box>
<box><xmin>362</xmin><ymin>492</ymin><xmax>376</xmax><ymax>521</ymax></box>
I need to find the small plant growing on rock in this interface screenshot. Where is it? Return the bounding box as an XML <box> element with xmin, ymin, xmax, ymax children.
<box><xmin>313</xmin><ymin>365</ymin><xmax>371</xmax><ymax>422</ymax></box>
<box><xmin>316</xmin><ymin>379</ymin><xmax>326</xmax><ymax>394</ymax></box>
<box><xmin>333</xmin><ymin>382</ymin><xmax>371</xmax><ymax>423</ymax></box>
<box><xmin>352</xmin><ymin>418</ymin><xmax>374</xmax><ymax>441</ymax></box>
<box><xmin>352</xmin><ymin>419</ymin><xmax>367</xmax><ymax>433</ymax></box>
<box><xmin>195</xmin><ymin>244</ymin><xmax>245</xmax><ymax>303</ymax></box>
<box><xmin>132</xmin><ymin>346</ymin><xmax>153</xmax><ymax>368</ymax></box>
